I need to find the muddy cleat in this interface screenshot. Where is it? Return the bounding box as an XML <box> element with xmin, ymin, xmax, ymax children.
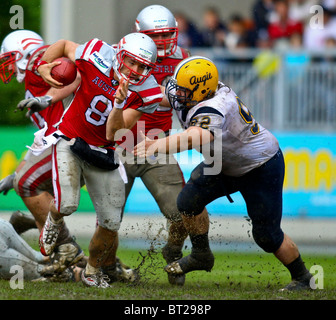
<box><xmin>101</xmin><ymin>257</ymin><xmax>139</xmax><ymax>284</ymax></box>
<box><xmin>39</xmin><ymin>214</ymin><xmax>64</xmax><ymax>256</ymax></box>
<box><xmin>116</xmin><ymin>257</ymin><xmax>139</xmax><ymax>282</ymax></box>
<box><xmin>9</xmin><ymin>211</ymin><xmax>37</xmax><ymax>234</ymax></box>
<box><xmin>81</xmin><ymin>270</ymin><xmax>110</xmax><ymax>288</ymax></box>
<box><xmin>280</xmin><ymin>272</ymin><xmax>314</xmax><ymax>292</ymax></box>
<box><xmin>40</xmin><ymin>239</ymin><xmax>85</xmax><ymax>276</ymax></box>
<box><xmin>165</xmin><ymin>251</ymin><xmax>215</xmax><ymax>275</ymax></box>
<box><xmin>37</xmin><ymin>268</ymin><xmax>76</xmax><ymax>283</ymax></box>
<box><xmin>162</xmin><ymin>244</ymin><xmax>185</xmax><ymax>286</ymax></box>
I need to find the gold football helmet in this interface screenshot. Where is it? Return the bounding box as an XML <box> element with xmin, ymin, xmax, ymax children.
<box><xmin>166</xmin><ymin>56</ymin><xmax>218</xmax><ymax>110</ymax></box>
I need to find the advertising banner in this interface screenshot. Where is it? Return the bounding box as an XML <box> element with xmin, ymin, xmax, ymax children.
<box><xmin>0</xmin><ymin>127</ymin><xmax>335</xmax><ymax>218</ymax></box>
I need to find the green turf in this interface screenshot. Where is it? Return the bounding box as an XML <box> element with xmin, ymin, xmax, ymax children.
<box><xmin>0</xmin><ymin>245</ymin><xmax>335</xmax><ymax>301</ymax></box>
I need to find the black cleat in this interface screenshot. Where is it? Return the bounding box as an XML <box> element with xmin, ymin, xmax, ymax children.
<box><xmin>162</xmin><ymin>244</ymin><xmax>185</xmax><ymax>286</ymax></box>
<box><xmin>280</xmin><ymin>272</ymin><xmax>314</xmax><ymax>292</ymax></box>
<box><xmin>165</xmin><ymin>250</ymin><xmax>215</xmax><ymax>275</ymax></box>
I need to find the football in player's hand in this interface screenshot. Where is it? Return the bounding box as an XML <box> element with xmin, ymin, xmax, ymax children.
<box><xmin>51</xmin><ymin>57</ymin><xmax>77</xmax><ymax>86</ymax></box>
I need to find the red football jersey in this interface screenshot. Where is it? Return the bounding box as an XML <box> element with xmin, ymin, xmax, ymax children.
<box><xmin>130</xmin><ymin>47</ymin><xmax>190</xmax><ymax>140</ymax></box>
<box><xmin>25</xmin><ymin>46</ymin><xmax>68</xmax><ymax>136</ymax></box>
<box><xmin>58</xmin><ymin>39</ymin><xmax>163</xmax><ymax>148</ymax></box>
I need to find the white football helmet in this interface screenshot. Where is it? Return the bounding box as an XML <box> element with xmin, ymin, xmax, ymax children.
<box><xmin>0</xmin><ymin>30</ymin><xmax>44</xmax><ymax>83</ymax></box>
<box><xmin>112</xmin><ymin>33</ymin><xmax>157</xmax><ymax>86</ymax></box>
<box><xmin>135</xmin><ymin>5</ymin><xmax>178</xmax><ymax>58</ymax></box>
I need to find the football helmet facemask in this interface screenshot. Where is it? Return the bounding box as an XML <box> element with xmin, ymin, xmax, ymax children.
<box><xmin>0</xmin><ymin>30</ymin><xmax>44</xmax><ymax>83</ymax></box>
<box><xmin>166</xmin><ymin>56</ymin><xmax>219</xmax><ymax>110</ymax></box>
<box><xmin>135</xmin><ymin>5</ymin><xmax>178</xmax><ymax>58</ymax></box>
<box><xmin>112</xmin><ymin>33</ymin><xmax>157</xmax><ymax>86</ymax></box>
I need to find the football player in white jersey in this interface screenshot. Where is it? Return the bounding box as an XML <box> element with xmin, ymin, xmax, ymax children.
<box><xmin>134</xmin><ymin>56</ymin><xmax>313</xmax><ymax>291</ymax></box>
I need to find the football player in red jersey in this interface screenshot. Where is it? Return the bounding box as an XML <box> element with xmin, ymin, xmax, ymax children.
<box><xmin>0</xmin><ymin>30</ymin><xmax>85</xmax><ymax>274</ymax></box>
<box><xmin>37</xmin><ymin>33</ymin><xmax>163</xmax><ymax>287</ymax></box>
<box><xmin>115</xmin><ymin>5</ymin><xmax>212</xmax><ymax>286</ymax></box>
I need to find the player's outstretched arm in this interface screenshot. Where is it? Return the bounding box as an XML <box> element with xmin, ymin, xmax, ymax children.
<box><xmin>133</xmin><ymin>126</ymin><xmax>214</xmax><ymax>157</ymax></box>
<box><xmin>159</xmin><ymin>85</ymin><xmax>171</xmax><ymax>108</ymax></box>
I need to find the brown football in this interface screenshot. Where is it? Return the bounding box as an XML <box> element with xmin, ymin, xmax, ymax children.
<box><xmin>50</xmin><ymin>57</ymin><xmax>77</xmax><ymax>86</ymax></box>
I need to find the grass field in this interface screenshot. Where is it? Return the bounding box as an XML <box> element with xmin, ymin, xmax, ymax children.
<box><xmin>0</xmin><ymin>241</ymin><xmax>335</xmax><ymax>302</ymax></box>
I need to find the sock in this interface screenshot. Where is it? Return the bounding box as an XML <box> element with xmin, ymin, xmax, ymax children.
<box><xmin>101</xmin><ymin>263</ymin><xmax>117</xmax><ymax>273</ymax></box>
<box><xmin>85</xmin><ymin>262</ymin><xmax>99</xmax><ymax>275</ymax></box>
<box><xmin>190</xmin><ymin>233</ymin><xmax>211</xmax><ymax>254</ymax></box>
<box><xmin>49</xmin><ymin>212</ymin><xmax>64</xmax><ymax>225</ymax></box>
<box><xmin>285</xmin><ymin>255</ymin><xmax>310</xmax><ymax>280</ymax></box>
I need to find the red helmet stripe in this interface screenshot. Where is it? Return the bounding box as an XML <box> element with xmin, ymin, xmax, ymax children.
<box><xmin>21</xmin><ymin>38</ymin><xmax>43</xmax><ymax>50</ymax></box>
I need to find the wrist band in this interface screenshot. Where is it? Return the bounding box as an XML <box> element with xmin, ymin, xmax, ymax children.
<box><xmin>114</xmin><ymin>100</ymin><xmax>125</xmax><ymax>109</ymax></box>
<box><xmin>35</xmin><ymin>60</ymin><xmax>48</xmax><ymax>72</ymax></box>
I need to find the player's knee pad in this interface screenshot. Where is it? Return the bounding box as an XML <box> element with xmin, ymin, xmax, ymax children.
<box><xmin>59</xmin><ymin>204</ymin><xmax>77</xmax><ymax>216</ymax></box>
<box><xmin>177</xmin><ymin>190</ymin><xmax>203</xmax><ymax>217</ymax></box>
<box><xmin>252</xmin><ymin>225</ymin><xmax>284</xmax><ymax>253</ymax></box>
<box><xmin>13</xmin><ymin>172</ymin><xmax>52</xmax><ymax>197</ymax></box>
<box><xmin>97</xmin><ymin>213</ymin><xmax>121</xmax><ymax>232</ymax></box>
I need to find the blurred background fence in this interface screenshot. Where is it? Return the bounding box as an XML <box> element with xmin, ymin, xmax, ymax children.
<box><xmin>191</xmin><ymin>47</ymin><xmax>336</xmax><ymax>132</ymax></box>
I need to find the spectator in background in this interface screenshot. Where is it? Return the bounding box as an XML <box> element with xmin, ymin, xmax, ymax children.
<box><xmin>325</xmin><ymin>36</ymin><xmax>336</xmax><ymax>61</ymax></box>
<box><xmin>321</xmin><ymin>36</ymin><xmax>336</xmax><ymax>121</ymax></box>
<box><xmin>174</xmin><ymin>12</ymin><xmax>204</xmax><ymax>48</ymax></box>
<box><xmin>303</xmin><ymin>5</ymin><xmax>336</xmax><ymax>51</ymax></box>
<box><xmin>225</xmin><ymin>14</ymin><xmax>257</xmax><ymax>49</ymax></box>
<box><xmin>268</xmin><ymin>0</ymin><xmax>304</xmax><ymax>48</ymax></box>
<box><xmin>288</xmin><ymin>0</ymin><xmax>319</xmax><ymax>23</ymax></box>
<box><xmin>200</xmin><ymin>6</ymin><xmax>226</xmax><ymax>47</ymax></box>
<box><xmin>284</xmin><ymin>32</ymin><xmax>310</xmax><ymax>82</ymax></box>
<box><xmin>322</xmin><ymin>0</ymin><xmax>336</xmax><ymax>11</ymax></box>
<box><xmin>251</xmin><ymin>0</ymin><xmax>274</xmax><ymax>46</ymax></box>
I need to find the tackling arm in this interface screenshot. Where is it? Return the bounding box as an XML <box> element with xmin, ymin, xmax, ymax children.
<box><xmin>133</xmin><ymin>126</ymin><xmax>214</xmax><ymax>157</ymax></box>
<box><xmin>159</xmin><ymin>84</ymin><xmax>170</xmax><ymax>108</ymax></box>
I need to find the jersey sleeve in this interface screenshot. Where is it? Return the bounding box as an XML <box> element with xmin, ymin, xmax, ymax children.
<box><xmin>75</xmin><ymin>39</ymin><xmax>113</xmax><ymax>75</ymax></box>
<box><xmin>189</xmin><ymin>106</ymin><xmax>224</xmax><ymax>134</ymax></box>
<box><xmin>75</xmin><ymin>38</ymin><xmax>101</xmax><ymax>60</ymax></box>
<box><xmin>128</xmin><ymin>75</ymin><xmax>163</xmax><ymax>114</ymax></box>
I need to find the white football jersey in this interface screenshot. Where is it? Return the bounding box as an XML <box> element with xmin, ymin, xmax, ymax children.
<box><xmin>176</xmin><ymin>82</ymin><xmax>279</xmax><ymax>176</ymax></box>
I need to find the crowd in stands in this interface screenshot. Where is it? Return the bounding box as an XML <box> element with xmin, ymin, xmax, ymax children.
<box><xmin>174</xmin><ymin>0</ymin><xmax>336</xmax><ymax>52</ymax></box>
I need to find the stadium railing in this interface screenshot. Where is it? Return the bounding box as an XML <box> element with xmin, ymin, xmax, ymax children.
<box><xmin>190</xmin><ymin>47</ymin><xmax>336</xmax><ymax>132</ymax></box>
